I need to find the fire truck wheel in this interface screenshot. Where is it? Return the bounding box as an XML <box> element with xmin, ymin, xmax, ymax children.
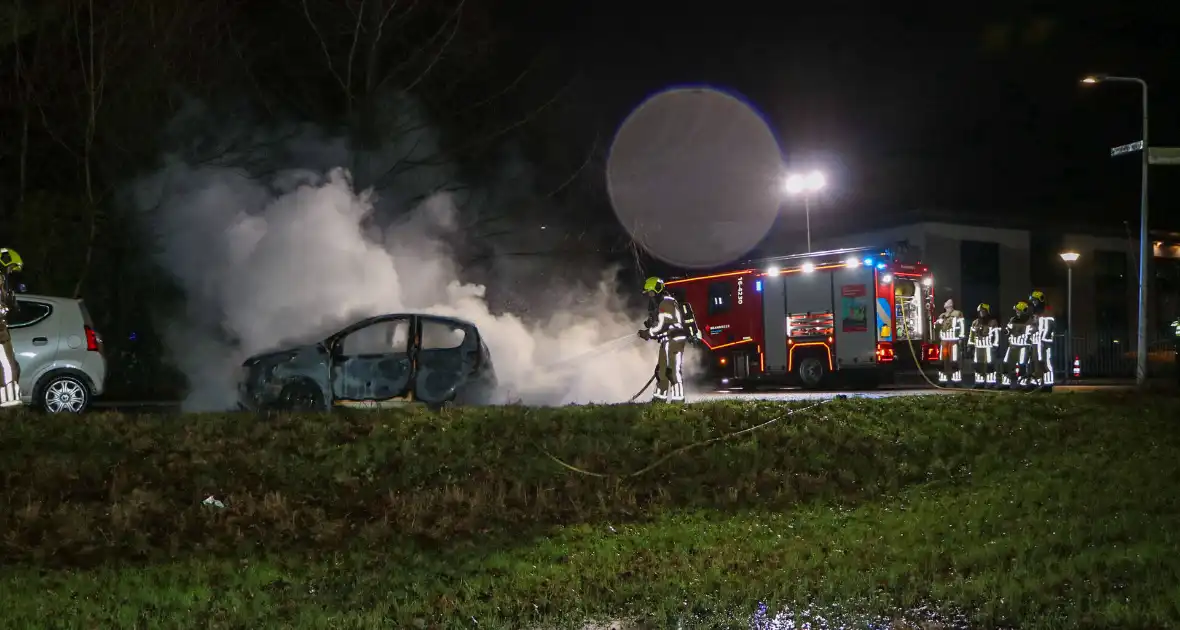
<box><xmin>795</xmin><ymin>356</ymin><xmax>828</xmax><ymax>389</ymax></box>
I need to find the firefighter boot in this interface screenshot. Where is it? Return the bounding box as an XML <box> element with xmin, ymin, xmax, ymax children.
<box><xmin>652</xmin><ymin>342</ymin><xmax>670</xmax><ymax>402</ymax></box>
<box><xmin>1036</xmin><ymin>344</ymin><xmax>1055</xmax><ymax>393</ymax></box>
<box><xmin>972</xmin><ymin>346</ymin><xmax>988</xmax><ymax>389</ymax></box>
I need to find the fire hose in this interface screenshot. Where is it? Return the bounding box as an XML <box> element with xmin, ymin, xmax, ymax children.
<box><xmin>897</xmin><ymin>313</ymin><xmax>1041</xmax><ymax>395</ymax></box>
<box><xmin>544</xmin><ymin>333</ymin><xmax>638</xmax><ymax>370</ymax></box>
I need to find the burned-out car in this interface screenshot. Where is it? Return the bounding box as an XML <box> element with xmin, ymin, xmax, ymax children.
<box><xmin>237</xmin><ymin>313</ymin><xmax>498</xmax><ymax>411</ymax></box>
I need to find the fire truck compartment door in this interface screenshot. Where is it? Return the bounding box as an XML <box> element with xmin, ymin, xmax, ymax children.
<box><xmin>784</xmin><ymin>270</ymin><xmax>835</xmax><ymax>315</ymax></box>
<box><xmin>761</xmin><ymin>272</ymin><xmax>787</xmax><ymax>373</ymax></box>
<box><xmin>831</xmin><ymin>265</ymin><xmax>877</xmax><ymax>367</ymax></box>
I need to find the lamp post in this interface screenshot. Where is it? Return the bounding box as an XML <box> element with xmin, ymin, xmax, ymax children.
<box><xmin>1081</xmin><ymin>73</ymin><xmax>1150</xmax><ymax>386</ymax></box>
<box><xmin>782</xmin><ymin>170</ymin><xmax>826</xmax><ymax>252</ymax></box>
<box><xmin>1060</xmin><ymin>251</ymin><xmax>1080</xmax><ymax>382</ymax></box>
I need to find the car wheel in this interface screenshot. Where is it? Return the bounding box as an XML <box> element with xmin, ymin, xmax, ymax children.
<box><xmin>795</xmin><ymin>357</ymin><xmax>828</xmax><ymax>390</ymax></box>
<box><xmin>278</xmin><ymin>380</ymin><xmax>325</xmax><ymax>412</ymax></box>
<box><xmin>39</xmin><ymin>374</ymin><xmax>91</xmax><ymax>413</ymax></box>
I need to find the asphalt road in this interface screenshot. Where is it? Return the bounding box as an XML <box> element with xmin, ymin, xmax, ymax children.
<box><xmin>686</xmin><ymin>382</ymin><xmax>1136</xmax><ymax>403</ymax></box>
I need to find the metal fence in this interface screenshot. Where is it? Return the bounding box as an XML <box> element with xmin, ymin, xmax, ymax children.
<box><xmin>1057</xmin><ymin>332</ymin><xmax>1177</xmax><ymax>379</ymax></box>
<box><xmin>895</xmin><ymin>333</ymin><xmax>1178</xmax><ymax>380</ymax></box>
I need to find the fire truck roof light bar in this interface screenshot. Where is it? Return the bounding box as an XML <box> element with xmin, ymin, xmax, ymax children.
<box><xmin>750</xmin><ymin>245</ymin><xmax>888</xmax><ymax>266</ymax></box>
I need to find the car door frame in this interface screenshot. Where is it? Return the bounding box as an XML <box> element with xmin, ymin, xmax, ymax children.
<box><xmin>325</xmin><ymin>313</ymin><xmax>419</xmax><ymax>406</ymax></box>
<box><xmin>6</xmin><ymin>298</ymin><xmax>58</xmax><ymax>365</ymax></box>
<box><xmin>412</xmin><ymin>315</ymin><xmax>483</xmax><ymax>404</ymax></box>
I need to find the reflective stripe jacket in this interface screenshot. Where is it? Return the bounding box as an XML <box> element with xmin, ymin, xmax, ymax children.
<box><xmin>968</xmin><ymin>317</ymin><xmax>1001</xmax><ymax>347</ymax></box>
<box><xmin>648</xmin><ymin>294</ymin><xmax>686</xmax><ymax>341</ymax></box>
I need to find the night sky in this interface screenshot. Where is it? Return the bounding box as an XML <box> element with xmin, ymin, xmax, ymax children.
<box><xmin>514</xmin><ymin>3</ymin><xmax>1179</xmax><ymax>237</ymax></box>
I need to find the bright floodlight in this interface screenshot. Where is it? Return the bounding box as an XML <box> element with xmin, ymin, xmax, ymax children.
<box><xmin>783</xmin><ymin>173</ymin><xmax>806</xmax><ymax>194</ymax></box>
<box><xmin>922</xmin><ymin>276</ymin><xmax>933</xmax><ymax>286</ymax></box>
<box><xmin>1060</xmin><ymin>251</ymin><xmax>1081</xmax><ymax>263</ymax></box>
<box><xmin>767</xmin><ymin>265</ymin><xmax>780</xmax><ymax>276</ymax></box>
<box><xmin>782</xmin><ymin>170</ymin><xmax>825</xmax><ymax>195</ymax></box>
<box><xmin>844</xmin><ymin>256</ymin><xmax>859</xmax><ymax>268</ymax></box>
<box><xmin>801</xmin><ymin>261</ymin><xmax>816</xmax><ymax>273</ymax></box>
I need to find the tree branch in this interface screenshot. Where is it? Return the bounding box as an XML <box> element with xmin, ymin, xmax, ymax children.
<box><xmin>366</xmin><ymin>0</ymin><xmax>401</xmax><ymax>93</ymax></box>
<box><xmin>301</xmin><ymin>0</ymin><xmax>348</xmax><ymax>94</ymax></box>
<box><xmin>374</xmin><ymin>0</ymin><xmax>463</xmax><ymax>94</ymax></box>
<box><xmin>343</xmin><ymin>0</ymin><xmax>365</xmax><ymax>106</ymax></box>
<box><xmin>401</xmin><ymin>0</ymin><xmax>462</xmax><ymax>94</ymax></box>
<box><xmin>544</xmin><ymin>132</ymin><xmax>598</xmax><ymax>199</ymax></box>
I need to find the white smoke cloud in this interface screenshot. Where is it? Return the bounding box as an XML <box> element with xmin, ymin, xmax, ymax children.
<box><xmin>131</xmin><ymin>114</ymin><xmax>667</xmax><ymax>410</ymax></box>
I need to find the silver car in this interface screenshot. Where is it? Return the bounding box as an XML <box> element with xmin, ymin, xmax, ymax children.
<box><xmin>237</xmin><ymin>313</ymin><xmax>498</xmax><ymax>411</ymax></box>
<box><xmin>8</xmin><ymin>294</ymin><xmax>107</xmax><ymax>412</ymax></box>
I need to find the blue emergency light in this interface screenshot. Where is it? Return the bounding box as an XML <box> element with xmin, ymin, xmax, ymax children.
<box><xmin>755</xmin><ymin>280</ymin><xmax>762</xmax><ymax>292</ymax></box>
<box><xmin>863</xmin><ymin>257</ymin><xmax>873</xmax><ymax>266</ymax></box>
<box><xmin>876</xmin><ymin>263</ymin><xmax>887</xmax><ymax>270</ymax></box>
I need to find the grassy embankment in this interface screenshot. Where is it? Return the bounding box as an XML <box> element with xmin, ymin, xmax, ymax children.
<box><xmin>1</xmin><ymin>392</ymin><xmax>1179</xmax><ymax>628</ymax></box>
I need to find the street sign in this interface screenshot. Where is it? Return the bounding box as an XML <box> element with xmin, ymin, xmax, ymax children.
<box><xmin>1111</xmin><ymin>140</ymin><xmax>1144</xmax><ymax>157</ymax></box>
<box><xmin>1148</xmin><ymin>147</ymin><xmax>1180</xmax><ymax>165</ymax></box>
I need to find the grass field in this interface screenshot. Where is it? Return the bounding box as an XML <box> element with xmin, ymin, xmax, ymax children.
<box><xmin>1</xmin><ymin>392</ymin><xmax>1178</xmax><ymax>628</ymax></box>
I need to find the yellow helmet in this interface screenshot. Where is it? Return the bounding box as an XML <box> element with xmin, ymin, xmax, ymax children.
<box><xmin>642</xmin><ymin>277</ymin><xmax>665</xmax><ymax>294</ymax></box>
<box><xmin>977</xmin><ymin>302</ymin><xmax>991</xmax><ymax>313</ymax></box>
<box><xmin>0</xmin><ymin>248</ymin><xmax>22</xmax><ymax>273</ymax></box>
<box><xmin>1014</xmin><ymin>301</ymin><xmax>1029</xmax><ymax>313</ymax></box>
<box><xmin>1030</xmin><ymin>290</ymin><xmax>1045</xmax><ymax>303</ymax></box>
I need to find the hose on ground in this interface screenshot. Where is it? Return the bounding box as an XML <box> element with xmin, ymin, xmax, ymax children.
<box><xmin>897</xmin><ymin>309</ymin><xmax>1042</xmax><ymax>395</ymax></box>
<box><xmin>541</xmin><ymin>398</ymin><xmax>832</xmax><ymax>479</ymax></box>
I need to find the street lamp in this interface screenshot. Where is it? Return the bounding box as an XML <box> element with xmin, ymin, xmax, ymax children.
<box><xmin>782</xmin><ymin>170</ymin><xmax>826</xmax><ymax>252</ymax></box>
<box><xmin>1060</xmin><ymin>251</ymin><xmax>1080</xmax><ymax>381</ymax></box>
<box><xmin>1081</xmin><ymin>73</ymin><xmax>1150</xmax><ymax>386</ymax></box>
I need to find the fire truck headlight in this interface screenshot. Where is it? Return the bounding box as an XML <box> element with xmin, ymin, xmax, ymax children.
<box><xmin>802</xmin><ymin>262</ymin><xmax>815</xmax><ymax>273</ymax></box>
<box><xmin>922</xmin><ymin>276</ymin><xmax>933</xmax><ymax>286</ymax></box>
<box><xmin>845</xmin><ymin>257</ymin><xmax>859</xmax><ymax>268</ymax></box>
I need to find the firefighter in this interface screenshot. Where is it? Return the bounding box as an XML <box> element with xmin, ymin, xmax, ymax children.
<box><xmin>0</xmin><ymin>248</ymin><xmax>23</xmax><ymax>408</ymax></box>
<box><xmin>1027</xmin><ymin>290</ymin><xmax>1055</xmax><ymax>391</ymax></box>
<box><xmin>637</xmin><ymin>276</ymin><xmax>687</xmax><ymax>403</ymax></box>
<box><xmin>1001</xmin><ymin>301</ymin><xmax>1034</xmax><ymax>389</ymax></box>
<box><xmin>935</xmin><ymin>298</ymin><xmax>966</xmax><ymax>385</ymax></box>
<box><xmin>967</xmin><ymin>303</ymin><xmax>1000</xmax><ymax>388</ymax></box>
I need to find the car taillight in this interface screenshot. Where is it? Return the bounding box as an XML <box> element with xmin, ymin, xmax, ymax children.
<box><xmin>876</xmin><ymin>342</ymin><xmax>894</xmax><ymax>363</ymax></box>
<box><xmin>84</xmin><ymin>325</ymin><xmax>102</xmax><ymax>352</ymax></box>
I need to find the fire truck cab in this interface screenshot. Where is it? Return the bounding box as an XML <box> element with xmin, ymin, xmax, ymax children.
<box><xmin>669</xmin><ymin>246</ymin><xmax>938</xmax><ymax>389</ymax></box>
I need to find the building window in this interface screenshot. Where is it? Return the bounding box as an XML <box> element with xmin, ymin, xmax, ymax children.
<box><xmin>1155</xmin><ymin>259</ymin><xmax>1180</xmax><ymax>336</ymax></box>
<box><xmin>1094</xmin><ymin>250</ymin><xmax>1128</xmax><ymax>282</ymax></box>
<box><xmin>960</xmin><ymin>240</ymin><xmax>1000</xmax><ymax>319</ymax></box>
<box><xmin>1030</xmin><ymin>233</ymin><xmax>1064</xmax><ymax>288</ymax></box>
<box><xmin>1093</xmin><ymin>250</ymin><xmax>1129</xmax><ymax>340</ymax></box>
<box><xmin>961</xmin><ymin>240</ymin><xmax>1000</xmax><ymax>284</ymax></box>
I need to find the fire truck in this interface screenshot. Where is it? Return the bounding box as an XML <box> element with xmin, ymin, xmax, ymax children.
<box><xmin>668</xmin><ymin>246</ymin><xmax>939</xmax><ymax>389</ymax></box>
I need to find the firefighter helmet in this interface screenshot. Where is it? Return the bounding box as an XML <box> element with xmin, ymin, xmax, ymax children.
<box><xmin>1014</xmin><ymin>301</ymin><xmax>1029</xmax><ymax>313</ymax></box>
<box><xmin>977</xmin><ymin>303</ymin><xmax>991</xmax><ymax>317</ymax></box>
<box><xmin>642</xmin><ymin>277</ymin><xmax>665</xmax><ymax>295</ymax></box>
<box><xmin>1029</xmin><ymin>290</ymin><xmax>1045</xmax><ymax>304</ymax></box>
<box><xmin>0</xmin><ymin>248</ymin><xmax>22</xmax><ymax>273</ymax></box>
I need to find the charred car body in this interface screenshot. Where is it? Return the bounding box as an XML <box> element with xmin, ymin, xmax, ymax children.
<box><xmin>238</xmin><ymin>313</ymin><xmax>497</xmax><ymax>411</ymax></box>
